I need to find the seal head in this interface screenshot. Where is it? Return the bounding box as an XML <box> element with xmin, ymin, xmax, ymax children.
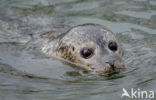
<box><xmin>54</xmin><ymin>24</ymin><xmax>125</xmax><ymax>74</ymax></box>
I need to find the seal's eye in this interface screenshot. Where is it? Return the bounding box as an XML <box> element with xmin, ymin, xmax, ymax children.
<box><xmin>108</xmin><ymin>41</ymin><xmax>118</xmax><ymax>51</ymax></box>
<box><xmin>81</xmin><ymin>48</ymin><xmax>93</xmax><ymax>59</ymax></box>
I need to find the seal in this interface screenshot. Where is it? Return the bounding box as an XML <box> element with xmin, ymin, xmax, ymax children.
<box><xmin>41</xmin><ymin>24</ymin><xmax>125</xmax><ymax>74</ymax></box>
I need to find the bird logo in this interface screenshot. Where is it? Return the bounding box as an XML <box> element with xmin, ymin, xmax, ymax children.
<box><xmin>121</xmin><ymin>88</ymin><xmax>130</xmax><ymax>98</ymax></box>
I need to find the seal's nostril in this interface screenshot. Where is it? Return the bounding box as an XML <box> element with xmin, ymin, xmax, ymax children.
<box><xmin>107</xmin><ymin>61</ymin><xmax>115</xmax><ymax>71</ymax></box>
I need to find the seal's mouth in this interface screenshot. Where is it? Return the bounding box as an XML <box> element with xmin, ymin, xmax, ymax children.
<box><xmin>93</xmin><ymin>63</ymin><xmax>125</xmax><ymax>75</ymax></box>
<box><xmin>95</xmin><ymin>67</ymin><xmax>125</xmax><ymax>75</ymax></box>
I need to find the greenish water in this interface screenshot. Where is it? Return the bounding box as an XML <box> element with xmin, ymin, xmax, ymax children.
<box><xmin>0</xmin><ymin>0</ymin><xmax>156</xmax><ymax>100</ymax></box>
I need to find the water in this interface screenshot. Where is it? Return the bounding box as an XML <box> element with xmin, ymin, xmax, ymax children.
<box><xmin>0</xmin><ymin>0</ymin><xmax>156</xmax><ymax>100</ymax></box>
